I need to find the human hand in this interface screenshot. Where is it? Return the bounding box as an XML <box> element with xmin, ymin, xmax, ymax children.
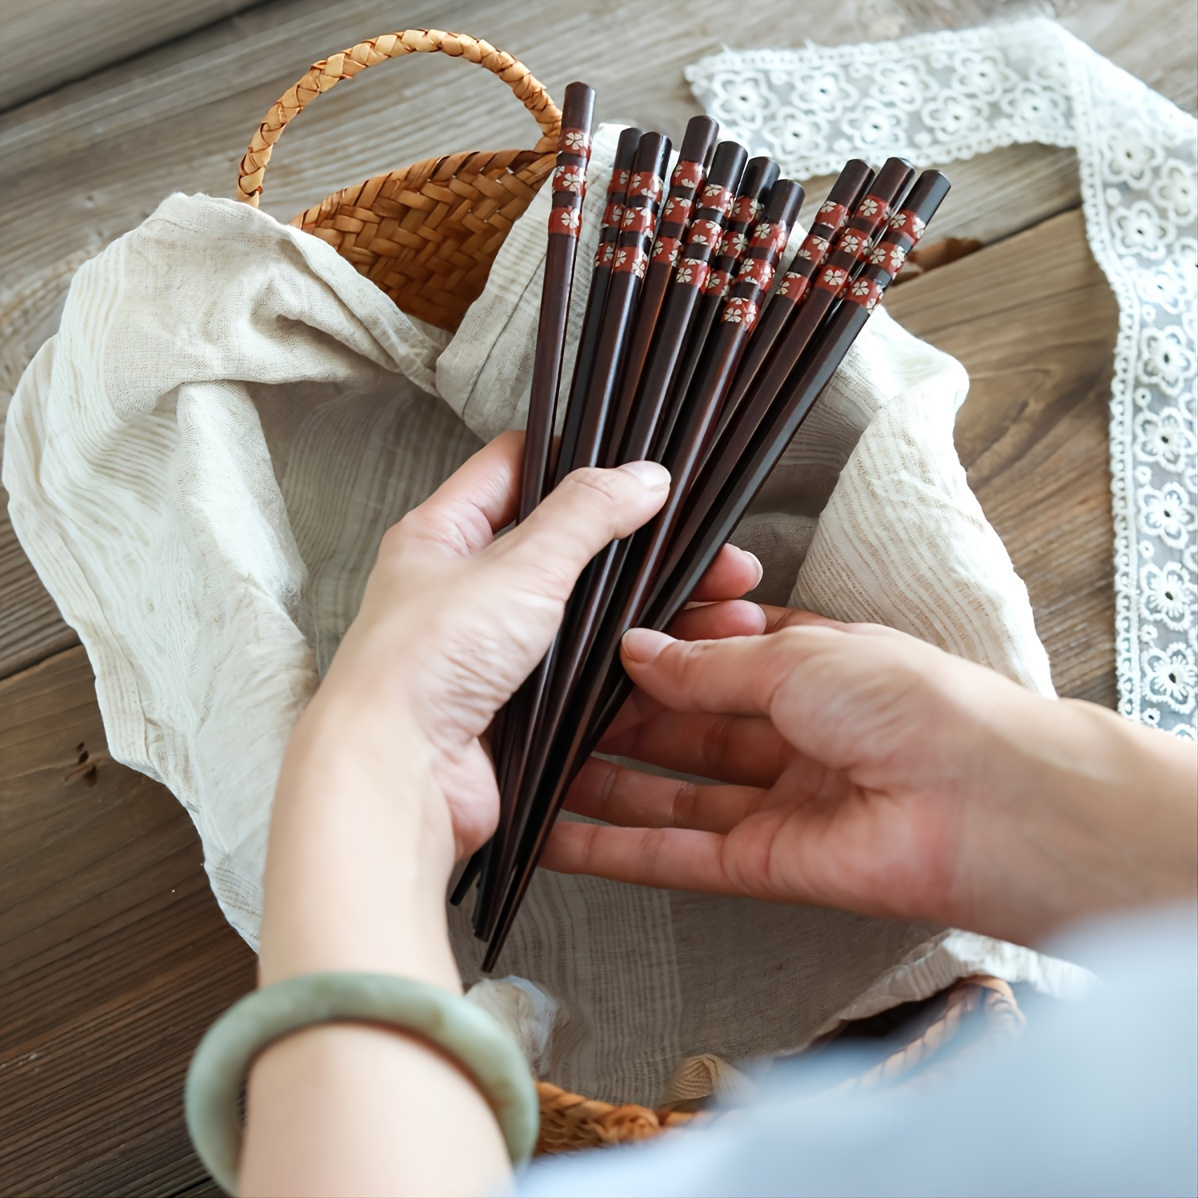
<box><xmin>543</xmin><ymin>609</ymin><xmax>1197</xmax><ymax>946</ymax></box>
<box><xmin>289</xmin><ymin>432</ymin><xmax>765</xmax><ymax>866</ymax></box>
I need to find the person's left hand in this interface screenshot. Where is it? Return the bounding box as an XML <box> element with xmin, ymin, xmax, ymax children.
<box><xmin>295</xmin><ymin>432</ymin><xmax>765</xmax><ymax>862</ymax></box>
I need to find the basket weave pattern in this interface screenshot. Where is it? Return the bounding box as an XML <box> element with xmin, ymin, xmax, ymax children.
<box><xmin>532</xmin><ymin>977</ymin><xmax>1022</xmax><ymax>1152</ymax></box>
<box><xmin>237</xmin><ymin>30</ymin><xmax>561</xmax><ymax>331</ymax></box>
<box><xmin>237</xmin><ymin>33</ymin><xmax>1026</xmax><ymax>1154</ymax></box>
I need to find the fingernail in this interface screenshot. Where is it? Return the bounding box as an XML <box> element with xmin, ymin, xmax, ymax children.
<box><xmin>617</xmin><ymin>460</ymin><xmax>671</xmax><ymax>490</ymax></box>
<box><xmin>621</xmin><ymin>627</ymin><xmax>674</xmax><ymax>664</ymax></box>
<box><xmin>741</xmin><ymin>549</ymin><xmax>764</xmax><ymax>587</ymax></box>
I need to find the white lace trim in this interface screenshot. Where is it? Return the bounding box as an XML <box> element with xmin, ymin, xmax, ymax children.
<box><xmin>687</xmin><ymin>17</ymin><xmax>1197</xmax><ymax>737</ymax></box>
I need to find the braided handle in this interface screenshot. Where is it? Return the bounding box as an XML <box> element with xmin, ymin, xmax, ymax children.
<box><xmin>237</xmin><ymin>29</ymin><xmax>562</xmax><ymax>206</ymax></box>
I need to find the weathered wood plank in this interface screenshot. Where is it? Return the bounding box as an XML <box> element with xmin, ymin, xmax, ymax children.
<box><xmin>0</xmin><ymin>647</ymin><xmax>256</xmax><ymax>1196</ymax></box>
<box><xmin>0</xmin><ymin>0</ymin><xmax>263</xmax><ymax>112</ymax></box>
<box><xmin>889</xmin><ymin>206</ymin><xmax>1119</xmax><ymax>706</ymax></box>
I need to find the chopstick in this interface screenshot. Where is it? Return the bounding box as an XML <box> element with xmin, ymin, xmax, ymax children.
<box><xmin>481</xmin><ymin>143</ymin><xmax>751</xmax><ymax>931</ymax></box>
<box><xmin>482</xmin><ymin>169</ymin><xmax>949</xmax><ymax>969</ymax></box>
<box><xmin>656</xmin><ymin>155</ymin><xmax>779</xmax><ymax>457</ymax></box>
<box><xmin>482</xmin><ymin>178</ymin><xmax>805</xmax><ymax>969</ymax></box>
<box><xmin>452</xmin><ymin>82</ymin><xmax>595</xmax><ymax>909</ymax></box>
<box><xmin>548</xmin><ymin>125</ymin><xmax>644</xmax><ymax>486</ymax></box>
<box><xmin>475</xmin><ymin>131</ymin><xmax>672</xmax><ymax>936</ymax></box>
<box><xmin>604</xmin><ymin>116</ymin><xmax>718</xmax><ymax>464</ymax></box>
<box><xmin>520</xmin><ymin>81</ymin><xmax>598</xmax><ymax>521</ymax></box>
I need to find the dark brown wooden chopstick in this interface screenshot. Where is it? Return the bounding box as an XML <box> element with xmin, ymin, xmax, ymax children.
<box><xmin>603</xmin><ymin>116</ymin><xmax>718</xmax><ymax>465</ymax></box>
<box><xmin>486</xmin><ymin>143</ymin><xmax>751</xmax><ymax>922</ymax></box>
<box><xmin>520</xmin><ymin>81</ymin><xmax>597</xmax><ymax>521</ymax></box>
<box><xmin>482</xmin><ymin>170</ymin><xmax>950</xmax><ymax>969</ymax></box>
<box><xmin>475</xmin><ymin>132</ymin><xmax>672</xmax><ymax>936</ymax></box>
<box><xmin>565</xmin><ymin>131</ymin><xmax>671</xmax><ymax>472</ymax></box>
<box><xmin>648</xmin><ymin>170</ymin><xmax>954</xmax><ymax>627</ymax></box>
<box><xmin>548</xmin><ymin>125</ymin><xmax>643</xmax><ymax>487</ymax></box>
<box><xmin>481</xmin><ymin>179</ymin><xmax>805</xmax><ymax>969</ymax></box>
<box><xmin>712</xmin><ymin>159</ymin><xmax>873</xmax><ymax>451</ymax></box>
<box><xmin>654</xmin><ymin>155</ymin><xmax>779</xmax><ymax>458</ymax></box>
<box><xmin>452</xmin><ymin>82</ymin><xmax>595</xmax><ymax>911</ymax></box>
<box><xmin>696</xmin><ymin>156</ymin><xmax>913</xmax><ymax>479</ymax></box>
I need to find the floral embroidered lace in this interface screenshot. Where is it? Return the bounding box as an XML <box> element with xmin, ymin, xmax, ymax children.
<box><xmin>687</xmin><ymin>17</ymin><xmax>1196</xmax><ymax>737</ymax></box>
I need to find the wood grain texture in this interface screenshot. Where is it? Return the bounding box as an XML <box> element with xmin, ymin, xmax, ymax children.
<box><xmin>0</xmin><ymin>647</ymin><xmax>256</xmax><ymax>1197</ymax></box>
<box><xmin>889</xmin><ymin>206</ymin><xmax>1119</xmax><ymax>706</ymax></box>
<box><xmin>0</xmin><ymin>0</ymin><xmax>263</xmax><ymax>111</ymax></box>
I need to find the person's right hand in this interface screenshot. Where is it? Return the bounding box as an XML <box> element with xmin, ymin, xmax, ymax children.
<box><xmin>542</xmin><ymin>608</ymin><xmax>1197</xmax><ymax>947</ymax></box>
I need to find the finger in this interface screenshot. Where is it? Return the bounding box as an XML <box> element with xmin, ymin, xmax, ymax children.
<box><xmin>759</xmin><ymin>605</ymin><xmax>908</xmax><ymax>639</ymax></box>
<box><xmin>487</xmin><ymin>461</ymin><xmax>670</xmax><ymax>602</ymax></box>
<box><xmin>541</xmin><ymin>821</ymin><xmax>740</xmax><ymax>895</ymax></box>
<box><xmin>686</xmin><ymin>544</ymin><xmax>763</xmax><ymax>602</ymax></box>
<box><xmin>565</xmin><ymin>757</ymin><xmax>763</xmax><ymax>833</ymax></box>
<box><xmin>619</xmin><ymin>625</ymin><xmax>825</xmax><ymax>717</ymax></box>
<box><xmin>598</xmin><ymin>703</ymin><xmax>790</xmax><ymax>787</ymax></box>
<box><xmin>760</xmin><ymin>605</ymin><xmax>841</xmax><ymax>633</ymax></box>
<box><xmin>386</xmin><ymin>431</ymin><xmax>526</xmax><ymax>557</ymax></box>
<box><xmin>668</xmin><ymin>600</ymin><xmax>766</xmax><ymax>643</ymax></box>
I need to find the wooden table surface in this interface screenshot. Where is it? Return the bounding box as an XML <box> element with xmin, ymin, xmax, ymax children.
<box><xmin>1</xmin><ymin>1</ymin><xmax>1194</xmax><ymax>1192</ymax></box>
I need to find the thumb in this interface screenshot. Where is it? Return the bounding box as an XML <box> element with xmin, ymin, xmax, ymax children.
<box><xmin>489</xmin><ymin>461</ymin><xmax>670</xmax><ymax>601</ymax></box>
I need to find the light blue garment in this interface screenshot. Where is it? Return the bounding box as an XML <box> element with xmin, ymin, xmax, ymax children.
<box><xmin>515</xmin><ymin>905</ymin><xmax>1197</xmax><ymax>1198</ymax></box>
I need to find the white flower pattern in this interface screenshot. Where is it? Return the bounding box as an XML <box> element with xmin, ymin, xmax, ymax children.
<box><xmin>686</xmin><ymin>17</ymin><xmax>1198</xmax><ymax>736</ymax></box>
<box><xmin>1143</xmin><ymin>642</ymin><xmax>1196</xmax><ymax>712</ymax></box>
<box><xmin>1142</xmin><ymin>561</ymin><xmax>1195</xmax><ymax>631</ymax></box>
<box><xmin>554</xmin><ymin>166</ymin><xmax>584</xmax><ymax>193</ymax></box>
<box><xmin>1139</xmin><ymin>483</ymin><xmax>1196</xmax><ymax>549</ymax></box>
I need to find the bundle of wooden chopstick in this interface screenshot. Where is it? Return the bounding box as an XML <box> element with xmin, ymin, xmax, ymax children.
<box><xmin>454</xmin><ymin>82</ymin><xmax>950</xmax><ymax>968</ymax></box>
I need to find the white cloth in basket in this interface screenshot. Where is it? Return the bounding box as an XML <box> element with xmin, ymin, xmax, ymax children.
<box><xmin>3</xmin><ymin>124</ymin><xmax>1084</xmax><ymax>1105</ymax></box>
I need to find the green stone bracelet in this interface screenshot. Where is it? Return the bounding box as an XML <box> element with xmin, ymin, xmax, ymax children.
<box><xmin>184</xmin><ymin>972</ymin><xmax>540</xmax><ymax>1194</ymax></box>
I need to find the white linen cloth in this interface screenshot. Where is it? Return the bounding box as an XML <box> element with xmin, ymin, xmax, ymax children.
<box><xmin>4</xmin><ymin>123</ymin><xmax>1084</xmax><ymax>1104</ymax></box>
<box><xmin>686</xmin><ymin>17</ymin><xmax>1198</xmax><ymax>739</ymax></box>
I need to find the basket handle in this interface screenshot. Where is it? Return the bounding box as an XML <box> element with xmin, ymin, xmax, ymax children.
<box><xmin>237</xmin><ymin>29</ymin><xmax>562</xmax><ymax>207</ymax></box>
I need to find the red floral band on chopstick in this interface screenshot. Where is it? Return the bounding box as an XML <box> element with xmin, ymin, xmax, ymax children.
<box><xmin>841</xmin><ymin>171</ymin><xmax>949</xmax><ymax>312</ymax></box>
<box><xmin>810</xmin><ymin>158</ymin><xmax>916</xmax><ymax>296</ymax></box>
<box><xmin>592</xmin><ymin>138</ymin><xmax>639</xmax><ymax>269</ymax></box>
<box><xmin>650</xmin><ymin>150</ymin><xmax>713</xmax><ymax>268</ymax></box>
<box><xmin>730</xmin><ymin>192</ymin><xmax>763</xmax><ymax>224</ymax></box>
<box><xmin>702</xmin><ymin>157</ymin><xmax>778</xmax><ymax>297</ymax></box>
<box><xmin>775</xmin><ymin>160</ymin><xmax>874</xmax><ymax>306</ymax></box>
<box><xmin>670</xmin><ymin>176</ymin><xmax>741</xmax><ymax>295</ymax></box>
<box><xmin>549</xmin><ymin>124</ymin><xmax>594</xmax><ymax>239</ymax></box>
<box><xmin>698</xmin><ymin>182</ymin><xmax>735</xmax><ymax>217</ymax></box>
<box><xmin>721</xmin><ymin>181</ymin><xmax>804</xmax><ymax>331</ymax></box>
<box><xmin>611</xmin><ymin>156</ymin><xmax>667</xmax><ymax>275</ymax></box>
<box><xmin>670</xmin><ymin>159</ymin><xmax>706</xmax><ymax>190</ymax></box>
<box><xmin>651</xmin><ymin>234</ymin><xmax>683</xmax><ymax>266</ymax></box>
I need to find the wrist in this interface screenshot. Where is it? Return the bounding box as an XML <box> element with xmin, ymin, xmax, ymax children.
<box><xmin>283</xmin><ymin>686</ymin><xmax>455</xmax><ymax>870</ymax></box>
<box><xmin>980</xmin><ymin>690</ymin><xmax>1197</xmax><ymax>943</ymax></box>
<box><xmin>260</xmin><ymin>694</ymin><xmax>460</xmax><ymax>991</ymax></box>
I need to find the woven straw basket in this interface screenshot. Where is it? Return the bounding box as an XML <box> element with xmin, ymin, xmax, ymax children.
<box><xmin>236</xmin><ymin>29</ymin><xmax>1025</xmax><ymax>1155</ymax></box>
